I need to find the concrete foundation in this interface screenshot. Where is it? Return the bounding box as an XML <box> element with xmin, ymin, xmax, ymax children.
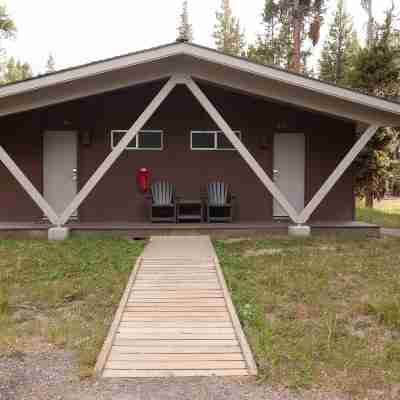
<box><xmin>48</xmin><ymin>227</ymin><xmax>70</xmax><ymax>241</ymax></box>
<box><xmin>288</xmin><ymin>225</ymin><xmax>311</xmax><ymax>237</ymax></box>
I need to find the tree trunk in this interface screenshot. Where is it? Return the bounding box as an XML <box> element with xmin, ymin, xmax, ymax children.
<box><xmin>291</xmin><ymin>16</ymin><xmax>302</xmax><ymax>72</ymax></box>
<box><xmin>366</xmin><ymin>0</ymin><xmax>374</xmax><ymax>47</ymax></box>
<box><xmin>365</xmin><ymin>191</ymin><xmax>374</xmax><ymax>208</ymax></box>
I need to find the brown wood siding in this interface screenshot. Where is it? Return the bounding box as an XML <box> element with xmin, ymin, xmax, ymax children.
<box><xmin>0</xmin><ymin>80</ymin><xmax>356</xmax><ymax>223</ymax></box>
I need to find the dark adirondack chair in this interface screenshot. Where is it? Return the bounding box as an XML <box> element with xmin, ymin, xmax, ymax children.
<box><xmin>204</xmin><ymin>181</ymin><xmax>234</xmax><ymax>222</ymax></box>
<box><xmin>148</xmin><ymin>181</ymin><xmax>177</xmax><ymax>223</ymax></box>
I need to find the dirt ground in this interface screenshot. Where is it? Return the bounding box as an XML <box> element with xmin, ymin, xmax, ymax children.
<box><xmin>0</xmin><ymin>346</ymin><xmax>355</xmax><ymax>400</ymax></box>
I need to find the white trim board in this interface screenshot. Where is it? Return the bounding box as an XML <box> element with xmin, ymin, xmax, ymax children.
<box><xmin>0</xmin><ymin>146</ymin><xmax>59</xmax><ymax>225</ymax></box>
<box><xmin>0</xmin><ymin>42</ymin><xmax>399</xmax><ymax>126</ymax></box>
<box><xmin>0</xmin><ymin>73</ymin><xmax>381</xmax><ymax>230</ymax></box>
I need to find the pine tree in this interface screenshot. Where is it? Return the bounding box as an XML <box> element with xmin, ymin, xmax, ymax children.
<box><xmin>0</xmin><ymin>3</ymin><xmax>16</xmax><ymax>44</ymax></box>
<box><xmin>361</xmin><ymin>0</ymin><xmax>374</xmax><ymax>47</ymax></box>
<box><xmin>349</xmin><ymin>6</ymin><xmax>400</xmax><ymax>207</ymax></box>
<box><xmin>3</xmin><ymin>56</ymin><xmax>33</xmax><ymax>83</ymax></box>
<box><xmin>213</xmin><ymin>0</ymin><xmax>246</xmax><ymax>56</ymax></box>
<box><xmin>46</xmin><ymin>53</ymin><xmax>56</xmax><ymax>73</ymax></box>
<box><xmin>319</xmin><ymin>0</ymin><xmax>359</xmax><ymax>85</ymax></box>
<box><xmin>289</xmin><ymin>0</ymin><xmax>327</xmax><ymax>72</ymax></box>
<box><xmin>177</xmin><ymin>0</ymin><xmax>193</xmax><ymax>42</ymax></box>
<box><xmin>248</xmin><ymin>0</ymin><xmax>327</xmax><ymax>72</ymax></box>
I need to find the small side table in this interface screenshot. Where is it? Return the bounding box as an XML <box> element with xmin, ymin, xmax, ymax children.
<box><xmin>177</xmin><ymin>199</ymin><xmax>203</xmax><ymax>223</ymax></box>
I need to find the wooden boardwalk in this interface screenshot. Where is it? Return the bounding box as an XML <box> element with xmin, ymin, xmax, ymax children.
<box><xmin>95</xmin><ymin>236</ymin><xmax>257</xmax><ymax>378</ymax></box>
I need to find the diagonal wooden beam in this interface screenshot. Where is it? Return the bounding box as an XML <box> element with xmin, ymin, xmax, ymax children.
<box><xmin>185</xmin><ymin>77</ymin><xmax>302</xmax><ymax>224</ymax></box>
<box><xmin>298</xmin><ymin>124</ymin><xmax>379</xmax><ymax>224</ymax></box>
<box><xmin>0</xmin><ymin>146</ymin><xmax>60</xmax><ymax>225</ymax></box>
<box><xmin>58</xmin><ymin>77</ymin><xmax>178</xmax><ymax>226</ymax></box>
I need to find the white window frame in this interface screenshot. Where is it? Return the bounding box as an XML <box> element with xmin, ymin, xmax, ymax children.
<box><xmin>190</xmin><ymin>130</ymin><xmax>242</xmax><ymax>151</ymax></box>
<box><xmin>111</xmin><ymin>129</ymin><xmax>164</xmax><ymax>150</ymax></box>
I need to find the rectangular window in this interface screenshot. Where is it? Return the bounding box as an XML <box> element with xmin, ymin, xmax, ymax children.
<box><xmin>191</xmin><ymin>131</ymin><xmax>215</xmax><ymax>149</ymax></box>
<box><xmin>190</xmin><ymin>130</ymin><xmax>242</xmax><ymax>150</ymax></box>
<box><xmin>111</xmin><ymin>130</ymin><xmax>163</xmax><ymax>150</ymax></box>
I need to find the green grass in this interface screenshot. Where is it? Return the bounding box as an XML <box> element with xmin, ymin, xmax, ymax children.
<box><xmin>215</xmin><ymin>235</ymin><xmax>400</xmax><ymax>398</ymax></box>
<box><xmin>357</xmin><ymin>198</ymin><xmax>400</xmax><ymax>228</ymax></box>
<box><xmin>0</xmin><ymin>237</ymin><xmax>144</xmax><ymax>377</ymax></box>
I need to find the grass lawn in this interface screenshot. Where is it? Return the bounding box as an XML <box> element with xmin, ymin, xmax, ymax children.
<box><xmin>216</xmin><ymin>235</ymin><xmax>400</xmax><ymax>398</ymax></box>
<box><xmin>0</xmin><ymin>237</ymin><xmax>144</xmax><ymax>377</ymax></box>
<box><xmin>357</xmin><ymin>198</ymin><xmax>400</xmax><ymax>228</ymax></box>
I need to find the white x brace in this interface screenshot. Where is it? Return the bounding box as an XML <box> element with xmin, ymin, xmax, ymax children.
<box><xmin>0</xmin><ymin>75</ymin><xmax>379</xmax><ymax>227</ymax></box>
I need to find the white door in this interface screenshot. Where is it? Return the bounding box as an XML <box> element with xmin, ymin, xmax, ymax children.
<box><xmin>43</xmin><ymin>131</ymin><xmax>78</xmax><ymax>218</ymax></box>
<box><xmin>273</xmin><ymin>133</ymin><xmax>305</xmax><ymax>217</ymax></box>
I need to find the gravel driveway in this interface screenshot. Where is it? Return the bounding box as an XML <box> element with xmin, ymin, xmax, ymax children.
<box><xmin>0</xmin><ymin>346</ymin><xmax>353</xmax><ymax>400</ymax></box>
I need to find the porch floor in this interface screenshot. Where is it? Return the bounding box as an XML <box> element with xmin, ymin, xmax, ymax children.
<box><xmin>0</xmin><ymin>220</ymin><xmax>380</xmax><ymax>238</ymax></box>
<box><xmin>96</xmin><ymin>236</ymin><xmax>257</xmax><ymax>378</ymax></box>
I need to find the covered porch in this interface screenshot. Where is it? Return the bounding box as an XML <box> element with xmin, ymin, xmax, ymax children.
<box><xmin>0</xmin><ymin>221</ymin><xmax>380</xmax><ymax>239</ymax></box>
<box><xmin>0</xmin><ymin>42</ymin><xmax>399</xmax><ymax>239</ymax></box>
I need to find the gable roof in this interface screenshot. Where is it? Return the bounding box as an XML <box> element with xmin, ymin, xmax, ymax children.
<box><xmin>0</xmin><ymin>41</ymin><xmax>399</xmax><ymax>126</ymax></box>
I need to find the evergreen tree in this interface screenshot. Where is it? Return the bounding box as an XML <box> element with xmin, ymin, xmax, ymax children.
<box><xmin>319</xmin><ymin>0</ymin><xmax>359</xmax><ymax>85</ymax></box>
<box><xmin>349</xmin><ymin>6</ymin><xmax>400</xmax><ymax>207</ymax></box>
<box><xmin>248</xmin><ymin>0</ymin><xmax>327</xmax><ymax>72</ymax></box>
<box><xmin>0</xmin><ymin>3</ymin><xmax>16</xmax><ymax>45</ymax></box>
<box><xmin>46</xmin><ymin>53</ymin><xmax>56</xmax><ymax>73</ymax></box>
<box><xmin>3</xmin><ymin>56</ymin><xmax>33</xmax><ymax>83</ymax></box>
<box><xmin>247</xmin><ymin>1</ymin><xmax>293</xmax><ymax>67</ymax></box>
<box><xmin>361</xmin><ymin>0</ymin><xmax>374</xmax><ymax>47</ymax></box>
<box><xmin>177</xmin><ymin>0</ymin><xmax>193</xmax><ymax>42</ymax></box>
<box><xmin>213</xmin><ymin>0</ymin><xmax>246</xmax><ymax>56</ymax></box>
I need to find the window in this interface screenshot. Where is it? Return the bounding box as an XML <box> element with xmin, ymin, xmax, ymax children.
<box><xmin>190</xmin><ymin>130</ymin><xmax>242</xmax><ymax>150</ymax></box>
<box><xmin>111</xmin><ymin>130</ymin><xmax>163</xmax><ymax>150</ymax></box>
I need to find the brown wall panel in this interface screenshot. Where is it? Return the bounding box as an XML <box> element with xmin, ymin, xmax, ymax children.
<box><xmin>0</xmin><ymin>80</ymin><xmax>356</xmax><ymax>222</ymax></box>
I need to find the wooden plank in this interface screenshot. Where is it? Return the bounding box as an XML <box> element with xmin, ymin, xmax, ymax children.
<box><xmin>129</xmin><ymin>294</ymin><xmax>224</xmax><ymax>299</ymax></box>
<box><xmin>106</xmin><ymin>360</ymin><xmax>247</xmax><ymax>370</ymax></box>
<box><xmin>117</xmin><ymin>327</ymin><xmax>235</xmax><ymax>334</ymax></box>
<box><xmin>139</xmin><ymin>275</ymin><xmax>216</xmax><ymax>278</ymax></box>
<box><xmin>122</xmin><ymin>318</ymin><xmax>230</xmax><ymax>323</ymax></box>
<box><xmin>94</xmin><ymin>257</ymin><xmax>142</xmax><ymax>376</ymax></box>
<box><xmin>131</xmin><ymin>289</ymin><xmax>222</xmax><ymax>293</ymax></box>
<box><xmin>103</xmin><ymin>369</ymin><xmax>249</xmax><ymax>378</ymax></box>
<box><xmin>124</xmin><ymin>306</ymin><xmax>227</xmax><ymax>312</ymax></box>
<box><xmin>127</xmin><ymin>298</ymin><xmax>226</xmax><ymax>304</ymax></box>
<box><xmin>213</xmin><ymin>255</ymin><xmax>258</xmax><ymax>376</ymax></box>
<box><xmin>113</xmin><ymin>339</ymin><xmax>239</xmax><ymax>346</ymax></box>
<box><xmin>137</xmin><ymin>278</ymin><xmax>215</xmax><ymax>285</ymax></box>
<box><xmin>122</xmin><ymin>311</ymin><xmax>228</xmax><ymax>317</ymax></box>
<box><xmin>134</xmin><ymin>281</ymin><xmax>219</xmax><ymax>285</ymax></box>
<box><xmin>109</xmin><ymin>353</ymin><xmax>244</xmax><ymax>361</ymax></box>
<box><xmin>98</xmin><ymin>243</ymin><xmax>256</xmax><ymax>378</ymax></box>
<box><xmin>116</xmin><ymin>333</ymin><xmax>236</xmax><ymax>340</ymax></box>
<box><xmin>110</xmin><ymin>346</ymin><xmax>242</xmax><ymax>353</ymax></box>
<box><xmin>137</xmin><ymin>272</ymin><xmax>216</xmax><ymax>276</ymax></box>
<box><xmin>141</xmin><ymin>265</ymin><xmax>216</xmax><ymax>268</ymax></box>
<box><xmin>133</xmin><ymin>286</ymin><xmax>221</xmax><ymax>290</ymax></box>
<box><xmin>118</xmin><ymin>321</ymin><xmax>233</xmax><ymax>328</ymax></box>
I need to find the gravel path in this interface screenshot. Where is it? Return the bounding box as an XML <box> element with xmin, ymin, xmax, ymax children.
<box><xmin>0</xmin><ymin>347</ymin><xmax>351</xmax><ymax>400</ymax></box>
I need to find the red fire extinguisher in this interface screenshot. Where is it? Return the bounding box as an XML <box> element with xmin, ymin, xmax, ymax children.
<box><xmin>137</xmin><ymin>168</ymin><xmax>150</xmax><ymax>193</ymax></box>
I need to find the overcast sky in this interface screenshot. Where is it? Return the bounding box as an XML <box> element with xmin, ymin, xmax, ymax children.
<box><xmin>3</xmin><ymin>0</ymin><xmax>396</xmax><ymax>74</ymax></box>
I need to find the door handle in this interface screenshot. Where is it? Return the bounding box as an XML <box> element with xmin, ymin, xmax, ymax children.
<box><xmin>72</xmin><ymin>168</ymin><xmax>78</xmax><ymax>180</ymax></box>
